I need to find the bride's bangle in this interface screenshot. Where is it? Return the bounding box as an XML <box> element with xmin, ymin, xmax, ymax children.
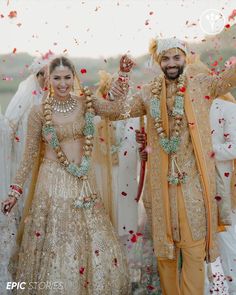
<box><xmin>8</xmin><ymin>184</ymin><xmax>23</xmax><ymax>201</ymax></box>
<box><xmin>10</xmin><ymin>184</ymin><xmax>23</xmax><ymax>194</ymax></box>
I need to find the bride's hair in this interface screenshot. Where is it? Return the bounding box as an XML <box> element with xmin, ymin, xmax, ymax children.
<box><xmin>49</xmin><ymin>56</ymin><xmax>76</xmax><ymax>76</ymax></box>
<box><xmin>49</xmin><ymin>56</ymin><xmax>83</xmax><ymax>95</ymax></box>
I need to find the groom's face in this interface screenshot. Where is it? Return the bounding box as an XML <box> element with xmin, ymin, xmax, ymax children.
<box><xmin>160</xmin><ymin>48</ymin><xmax>186</xmax><ymax>80</ymax></box>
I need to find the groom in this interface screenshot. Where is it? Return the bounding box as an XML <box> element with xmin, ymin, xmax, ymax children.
<box><xmin>110</xmin><ymin>37</ymin><xmax>236</xmax><ymax>295</ymax></box>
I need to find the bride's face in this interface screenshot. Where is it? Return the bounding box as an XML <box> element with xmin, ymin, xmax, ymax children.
<box><xmin>50</xmin><ymin>66</ymin><xmax>74</xmax><ymax>99</ymax></box>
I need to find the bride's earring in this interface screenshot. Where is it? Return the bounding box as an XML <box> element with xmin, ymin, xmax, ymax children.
<box><xmin>49</xmin><ymin>84</ymin><xmax>54</xmax><ymax>97</ymax></box>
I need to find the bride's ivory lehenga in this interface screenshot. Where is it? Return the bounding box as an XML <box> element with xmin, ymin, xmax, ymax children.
<box><xmin>10</xmin><ymin>98</ymin><xmax>130</xmax><ymax>295</ymax></box>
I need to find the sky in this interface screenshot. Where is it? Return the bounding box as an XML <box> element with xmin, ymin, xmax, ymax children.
<box><xmin>0</xmin><ymin>0</ymin><xmax>235</xmax><ymax>58</ymax></box>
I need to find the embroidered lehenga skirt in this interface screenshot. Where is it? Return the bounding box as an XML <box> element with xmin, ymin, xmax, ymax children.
<box><xmin>11</xmin><ymin>159</ymin><xmax>130</xmax><ymax>295</ymax></box>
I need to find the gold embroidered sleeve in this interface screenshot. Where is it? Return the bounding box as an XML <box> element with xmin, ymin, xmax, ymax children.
<box><xmin>14</xmin><ymin>105</ymin><xmax>42</xmax><ymax>188</ymax></box>
<box><xmin>93</xmin><ymin>93</ymin><xmax>146</xmax><ymax>121</ymax></box>
<box><xmin>196</xmin><ymin>64</ymin><xmax>236</xmax><ymax>98</ymax></box>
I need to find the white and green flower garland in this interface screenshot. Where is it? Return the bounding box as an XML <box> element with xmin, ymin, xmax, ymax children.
<box><xmin>42</xmin><ymin>87</ymin><xmax>97</xmax><ymax>209</ymax></box>
<box><xmin>150</xmin><ymin>73</ymin><xmax>187</xmax><ymax>185</ymax></box>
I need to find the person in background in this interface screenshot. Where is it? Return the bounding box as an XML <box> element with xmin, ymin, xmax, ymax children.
<box><xmin>135</xmin><ymin>57</ymin><xmax>236</xmax><ymax>295</ymax></box>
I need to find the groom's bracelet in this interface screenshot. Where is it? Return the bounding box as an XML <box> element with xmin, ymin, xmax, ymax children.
<box><xmin>118</xmin><ymin>70</ymin><xmax>130</xmax><ymax>83</ymax></box>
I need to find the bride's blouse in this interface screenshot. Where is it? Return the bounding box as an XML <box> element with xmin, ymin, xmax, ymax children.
<box><xmin>13</xmin><ymin>93</ymin><xmax>143</xmax><ymax>188</ymax></box>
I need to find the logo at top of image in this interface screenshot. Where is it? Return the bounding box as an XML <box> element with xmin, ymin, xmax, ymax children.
<box><xmin>200</xmin><ymin>9</ymin><xmax>226</xmax><ymax>35</ymax></box>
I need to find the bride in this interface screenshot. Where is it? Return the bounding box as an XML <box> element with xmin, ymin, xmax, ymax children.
<box><xmin>1</xmin><ymin>56</ymin><xmax>133</xmax><ymax>294</ymax></box>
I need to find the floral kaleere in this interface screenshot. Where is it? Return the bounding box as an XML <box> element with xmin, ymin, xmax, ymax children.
<box><xmin>150</xmin><ymin>73</ymin><xmax>187</xmax><ymax>185</ymax></box>
<box><xmin>42</xmin><ymin>86</ymin><xmax>97</xmax><ymax>209</ymax></box>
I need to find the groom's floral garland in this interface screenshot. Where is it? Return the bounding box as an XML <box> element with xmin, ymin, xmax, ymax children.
<box><xmin>150</xmin><ymin>73</ymin><xmax>187</xmax><ymax>185</ymax></box>
<box><xmin>42</xmin><ymin>87</ymin><xmax>98</xmax><ymax>209</ymax></box>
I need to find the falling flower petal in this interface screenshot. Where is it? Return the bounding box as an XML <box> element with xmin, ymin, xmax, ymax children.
<box><xmin>209</xmin><ymin>151</ymin><xmax>215</xmax><ymax>158</ymax></box>
<box><xmin>12</xmin><ymin>48</ymin><xmax>17</xmax><ymax>54</ymax></box>
<box><xmin>35</xmin><ymin>231</ymin><xmax>41</xmax><ymax>237</ymax></box>
<box><xmin>95</xmin><ymin>6</ymin><xmax>101</xmax><ymax>12</ymax></box>
<box><xmin>74</xmin><ymin>38</ymin><xmax>79</xmax><ymax>46</ymax></box>
<box><xmin>8</xmin><ymin>10</ymin><xmax>17</xmax><ymax>18</ymax></box>
<box><xmin>224</xmin><ymin>172</ymin><xmax>230</xmax><ymax>177</ymax></box>
<box><xmin>130</xmin><ymin>234</ymin><xmax>137</xmax><ymax>243</ymax></box>
<box><xmin>215</xmin><ymin>195</ymin><xmax>222</xmax><ymax>201</ymax></box>
<box><xmin>218</xmin><ymin>118</ymin><xmax>225</xmax><ymax>124</ymax></box>
<box><xmin>226</xmin><ymin>276</ymin><xmax>233</xmax><ymax>282</ymax></box>
<box><xmin>121</xmin><ymin>191</ymin><xmax>127</xmax><ymax>197</ymax></box>
<box><xmin>211</xmin><ymin>61</ymin><xmax>218</xmax><ymax>67</ymax></box>
<box><xmin>228</xmin><ymin>9</ymin><xmax>236</xmax><ymax>21</ymax></box>
<box><xmin>80</xmin><ymin>68</ymin><xmax>87</xmax><ymax>74</ymax></box>
<box><xmin>113</xmin><ymin>258</ymin><xmax>118</xmax><ymax>267</ymax></box>
<box><xmin>225</xmin><ymin>56</ymin><xmax>236</xmax><ymax>67</ymax></box>
<box><xmin>42</xmin><ymin>50</ymin><xmax>54</xmax><ymax>60</ymax></box>
<box><xmin>79</xmin><ymin>267</ymin><xmax>85</xmax><ymax>275</ymax></box>
<box><xmin>147</xmin><ymin>285</ymin><xmax>155</xmax><ymax>290</ymax></box>
<box><xmin>3</xmin><ymin>76</ymin><xmax>13</xmax><ymax>81</ymax></box>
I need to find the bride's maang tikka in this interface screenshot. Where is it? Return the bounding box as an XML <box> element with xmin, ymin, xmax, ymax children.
<box><xmin>59</xmin><ymin>58</ymin><xmax>65</xmax><ymax>70</ymax></box>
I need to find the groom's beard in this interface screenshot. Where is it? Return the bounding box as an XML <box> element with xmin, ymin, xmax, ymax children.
<box><xmin>162</xmin><ymin>65</ymin><xmax>185</xmax><ymax>80</ymax></box>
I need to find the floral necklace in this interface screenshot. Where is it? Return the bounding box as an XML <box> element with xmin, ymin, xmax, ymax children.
<box><xmin>150</xmin><ymin>73</ymin><xmax>187</xmax><ymax>185</ymax></box>
<box><xmin>42</xmin><ymin>87</ymin><xmax>97</xmax><ymax>209</ymax></box>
